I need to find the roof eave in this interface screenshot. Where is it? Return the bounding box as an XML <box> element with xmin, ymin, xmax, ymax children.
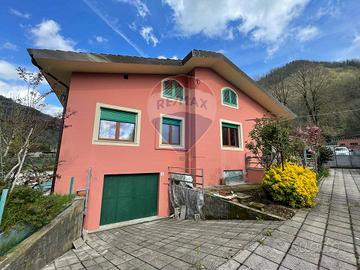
<box><xmin>27</xmin><ymin>48</ymin><xmax>296</xmax><ymax>119</ymax></box>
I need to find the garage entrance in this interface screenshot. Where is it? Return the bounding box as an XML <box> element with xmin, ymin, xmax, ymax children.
<box><xmin>100</xmin><ymin>173</ymin><xmax>159</xmax><ymax>226</ymax></box>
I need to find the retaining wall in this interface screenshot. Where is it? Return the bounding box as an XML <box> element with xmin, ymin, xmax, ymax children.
<box><xmin>0</xmin><ymin>197</ymin><xmax>84</xmax><ymax>270</ymax></box>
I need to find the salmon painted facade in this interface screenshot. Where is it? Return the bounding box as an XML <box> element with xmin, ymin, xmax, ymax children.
<box><xmin>28</xmin><ymin>49</ymin><xmax>294</xmax><ymax>231</ymax></box>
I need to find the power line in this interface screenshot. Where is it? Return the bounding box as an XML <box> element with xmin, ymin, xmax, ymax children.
<box><xmin>293</xmin><ymin>107</ymin><xmax>360</xmax><ymax>120</ymax></box>
<box><xmin>245</xmin><ymin>107</ymin><xmax>360</xmax><ymax>123</ymax></box>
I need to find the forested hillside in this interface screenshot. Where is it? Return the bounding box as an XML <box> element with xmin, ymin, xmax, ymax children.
<box><xmin>0</xmin><ymin>95</ymin><xmax>60</xmax><ymax>151</ymax></box>
<box><xmin>258</xmin><ymin>60</ymin><xmax>360</xmax><ymax>139</ymax></box>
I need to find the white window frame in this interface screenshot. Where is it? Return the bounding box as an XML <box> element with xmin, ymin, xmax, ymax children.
<box><xmin>219</xmin><ymin>119</ymin><xmax>243</xmax><ymax>151</ymax></box>
<box><xmin>92</xmin><ymin>102</ymin><xmax>141</xmax><ymax>147</ymax></box>
<box><xmin>221</xmin><ymin>87</ymin><xmax>239</xmax><ymax>109</ymax></box>
<box><xmin>159</xmin><ymin>114</ymin><xmax>185</xmax><ymax>149</ymax></box>
<box><xmin>161</xmin><ymin>79</ymin><xmax>185</xmax><ymax>103</ymax></box>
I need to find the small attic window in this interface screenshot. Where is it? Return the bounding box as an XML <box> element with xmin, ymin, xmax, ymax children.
<box><xmin>162</xmin><ymin>79</ymin><xmax>184</xmax><ymax>101</ymax></box>
<box><xmin>222</xmin><ymin>88</ymin><xmax>238</xmax><ymax>108</ymax></box>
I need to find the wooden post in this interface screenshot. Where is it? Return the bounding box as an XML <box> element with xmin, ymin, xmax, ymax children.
<box><xmin>84</xmin><ymin>168</ymin><xmax>92</xmax><ymax>215</ymax></box>
<box><xmin>0</xmin><ymin>189</ymin><xmax>9</xmax><ymax>225</ymax></box>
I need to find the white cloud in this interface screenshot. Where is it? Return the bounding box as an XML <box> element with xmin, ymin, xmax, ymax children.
<box><xmin>89</xmin><ymin>35</ymin><xmax>108</xmax><ymax>44</ymax></box>
<box><xmin>83</xmin><ymin>0</ymin><xmax>145</xmax><ymax>56</ymax></box>
<box><xmin>129</xmin><ymin>22</ymin><xmax>137</xmax><ymax>31</ymax></box>
<box><xmin>157</xmin><ymin>55</ymin><xmax>179</xmax><ymax>60</ymax></box>
<box><xmin>10</xmin><ymin>8</ymin><xmax>30</xmax><ymax>19</ymax></box>
<box><xmin>30</xmin><ymin>19</ymin><xmax>76</xmax><ymax>51</ymax></box>
<box><xmin>95</xmin><ymin>36</ymin><xmax>108</xmax><ymax>43</ymax></box>
<box><xmin>0</xmin><ymin>80</ymin><xmax>63</xmax><ymax>116</ymax></box>
<box><xmin>314</xmin><ymin>0</ymin><xmax>341</xmax><ymax>20</ymax></box>
<box><xmin>140</xmin><ymin>26</ymin><xmax>159</xmax><ymax>46</ymax></box>
<box><xmin>0</xmin><ymin>42</ymin><xmax>18</xmax><ymax>51</ymax></box>
<box><xmin>41</xmin><ymin>104</ymin><xmax>63</xmax><ymax>116</ymax></box>
<box><xmin>338</xmin><ymin>34</ymin><xmax>360</xmax><ymax>59</ymax></box>
<box><xmin>116</xmin><ymin>0</ymin><xmax>150</xmax><ymax>17</ymax></box>
<box><xmin>353</xmin><ymin>35</ymin><xmax>360</xmax><ymax>45</ymax></box>
<box><xmin>0</xmin><ymin>60</ymin><xmax>19</xmax><ymax>80</ymax></box>
<box><xmin>0</xmin><ymin>80</ymin><xmax>26</xmax><ymax>98</ymax></box>
<box><xmin>164</xmin><ymin>0</ymin><xmax>310</xmax><ymax>54</ymax></box>
<box><xmin>296</xmin><ymin>25</ymin><xmax>320</xmax><ymax>42</ymax></box>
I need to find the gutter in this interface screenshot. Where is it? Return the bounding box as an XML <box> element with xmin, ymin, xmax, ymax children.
<box><xmin>28</xmin><ymin>49</ymin><xmax>69</xmax><ymax>194</ymax></box>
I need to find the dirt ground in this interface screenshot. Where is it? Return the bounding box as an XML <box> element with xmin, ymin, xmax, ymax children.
<box><xmin>205</xmin><ymin>184</ymin><xmax>296</xmax><ymax>219</ymax></box>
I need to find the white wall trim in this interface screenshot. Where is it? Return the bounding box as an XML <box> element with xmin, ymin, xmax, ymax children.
<box><xmin>158</xmin><ymin>113</ymin><xmax>185</xmax><ymax>149</ymax></box>
<box><xmin>92</xmin><ymin>102</ymin><xmax>142</xmax><ymax>147</ymax></box>
<box><xmin>219</xmin><ymin>118</ymin><xmax>244</xmax><ymax>151</ymax></box>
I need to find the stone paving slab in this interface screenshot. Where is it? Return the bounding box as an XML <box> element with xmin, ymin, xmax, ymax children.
<box><xmin>43</xmin><ymin>169</ymin><xmax>360</xmax><ymax>269</ymax></box>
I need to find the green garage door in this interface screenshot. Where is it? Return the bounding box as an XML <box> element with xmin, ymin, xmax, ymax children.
<box><xmin>100</xmin><ymin>174</ymin><xmax>159</xmax><ymax>226</ymax></box>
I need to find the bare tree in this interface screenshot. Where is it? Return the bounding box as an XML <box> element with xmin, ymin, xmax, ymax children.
<box><xmin>0</xmin><ymin>67</ymin><xmax>57</xmax><ymax>191</ymax></box>
<box><xmin>261</xmin><ymin>69</ymin><xmax>291</xmax><ymax>106</ymax></box>
<box><xmin>290</xmin><ymin>64</ymin><xmax>331</xmax><ymax>126</ymax></box>
<box><xmin>268</xmin><ymin>77</ymin><xmax>291</xmax><ymax>106</ymax></box>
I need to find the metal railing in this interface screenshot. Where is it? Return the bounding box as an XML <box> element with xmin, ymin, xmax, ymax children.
<box><xmin>168</xmin><ymin>166</ymin><xmax>204</xmax><ymax>190</ymax></box>
<box><xmin>328</xmin><ymin>150</ymin><xmax>360</xmax><ymax>169</ymax></box>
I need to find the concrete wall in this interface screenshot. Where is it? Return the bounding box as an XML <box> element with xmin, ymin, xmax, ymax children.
<box><xmin>246</xmin><ymin>168</ymin><xmax>265</xmax><ymax>184</ymax></box>
<box><xmin>203</xmin><ymin>194</ymin><xmax>283</xmax><ymax>221</ymax></box>
<box><xmin>0</xmin><ymin>198</ymin><xmax>84</xmax><ymax>270</ymax></box>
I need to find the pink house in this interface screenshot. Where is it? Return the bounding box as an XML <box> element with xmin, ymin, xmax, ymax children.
<box><xmin>28</xmin><ymin>49</ymin><xmax>294</xmax><ymax>231</ymax></box>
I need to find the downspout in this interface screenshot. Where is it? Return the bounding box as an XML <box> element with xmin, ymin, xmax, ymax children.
<box><xmin>28</xmin><ymin>52</ymin><xmax>69</xmax><ymax>194</ymax></box>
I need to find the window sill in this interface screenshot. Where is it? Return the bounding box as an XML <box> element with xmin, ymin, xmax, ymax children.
<box><xmin>161</xmin><ymin>95</ymin><xmax>185</xmax><ymax>104</ymax></box>
<box><xmin>221</xmin><ymin>102</ymin><xmax>238</xmax><ymax>109</ymax></box>
<box><xmin>221</xmin><ymin>146</ymin><xmax>243</xmax><ymax>151</ymax></box>
<box><xmin>92</xmin><ymin>140</ymin><xmax>140</xmax><ymax>147</ymax></box>
<box><xmin>158</xmin><ymin>144</ymin><xmax>185</xmax><ymax>150</ymax></box>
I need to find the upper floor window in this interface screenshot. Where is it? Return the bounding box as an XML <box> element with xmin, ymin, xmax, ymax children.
<box><xmin>98</xmin><ymin>107</ymin><xmax>137</xmax><ymax>142</ymax></box>
<box><xmin>160</xmin><ymin>116</ymin><xmax>184</xmax><ymax>148</ymax></box>
<box><xmin>162</xmin><ymin>79</ymin><xmax>184</xmax><ymax>101</ymax></box>
<box><xmin>221</xmin><ymin>88</ymin><xmax>238</xmax><ymax>108</ymax></box>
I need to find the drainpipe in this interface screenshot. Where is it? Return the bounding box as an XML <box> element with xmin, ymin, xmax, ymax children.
<box><xmin>185</xmin><ymin>71</ymin><xmax>197</xmax><ymax>175</ymax></box>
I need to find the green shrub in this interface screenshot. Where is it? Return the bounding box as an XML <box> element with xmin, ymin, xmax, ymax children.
<box><xmin>318</xmin><ymin>146</ymin><xmax>333</xmax><ymax>168</ymax></box>
<box><xmin>1</xmin><ymin>186</ymin><xmax>72</xmax><ymax>232</ymax></box>
<box><xmin>318</xmin><ymin>166</ymin><xmax>330</xmax><ymax>179</ymax></box>
<box><xmin>262</xmin><ymin>163</ymin><xmax>318</xmax><ymax>208</ymax></box>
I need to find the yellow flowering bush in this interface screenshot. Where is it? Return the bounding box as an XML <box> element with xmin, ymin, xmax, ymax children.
<box><xmin>262</xmin><ymin>163</ymin><xmax>318</xmax><ymax>208</ymax></box>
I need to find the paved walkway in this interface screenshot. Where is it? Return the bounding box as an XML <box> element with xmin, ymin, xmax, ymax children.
<box><xmin>43</xmin><ymin>169</ymin><xmax>360</xmax><ymax>270</ymax></box>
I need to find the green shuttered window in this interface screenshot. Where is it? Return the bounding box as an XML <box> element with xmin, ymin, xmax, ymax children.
<box><xmin>162</xmin><ymin>80</ymin><xmax>184</xmax><ymax>101</ymax></box>
<box><xmin>222</xmin><ymin>88</ymin><xmax>238</xmax><ymax>107</ymax></box>
<box><xmin>222</xmin><ymin>123</ymin><xmax>239</xmax><ymax>129</ymax></box>
<box><xmin>100</xmin><ymin>108</ymin><xmax>136</xmax><ymax>123</ymax></box>
<box><xmin>98</xmin><ymin>107</ymin><xmax>137</xmax><ymax>142</ymax></box>
<box><xmin>162</xmin><ymin>117</ymin><xmax>181</xmax><ymax>126</ymax></box>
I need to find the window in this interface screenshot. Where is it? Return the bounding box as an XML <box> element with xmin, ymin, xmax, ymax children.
<box><xmin>162</xmin><ymin>79</ymin><xmax>184</xmax><ymax>101</ymax></box>
<box><xmin>98</xmin><ymin>107</ymin><xmax>137</xmax><ymax>142</ymax></box>
<box><xmin>222</xmin><ymin>88</ymin><xmax>238</xmax><ymax>108</ymax></box>
<box><xmin>221</xmin><ymin>122</ymin><xmax>241</xmax><ymax>148</ymax></box>
<box><xmin>223</xmin><ymin>170</ymin><xmax>244</xmax><ymax>185</ymax></box>
<box><xmin>161</xmin><ymin>117</ymin><xmax>182</xmax><ymax>146</ymax></box>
